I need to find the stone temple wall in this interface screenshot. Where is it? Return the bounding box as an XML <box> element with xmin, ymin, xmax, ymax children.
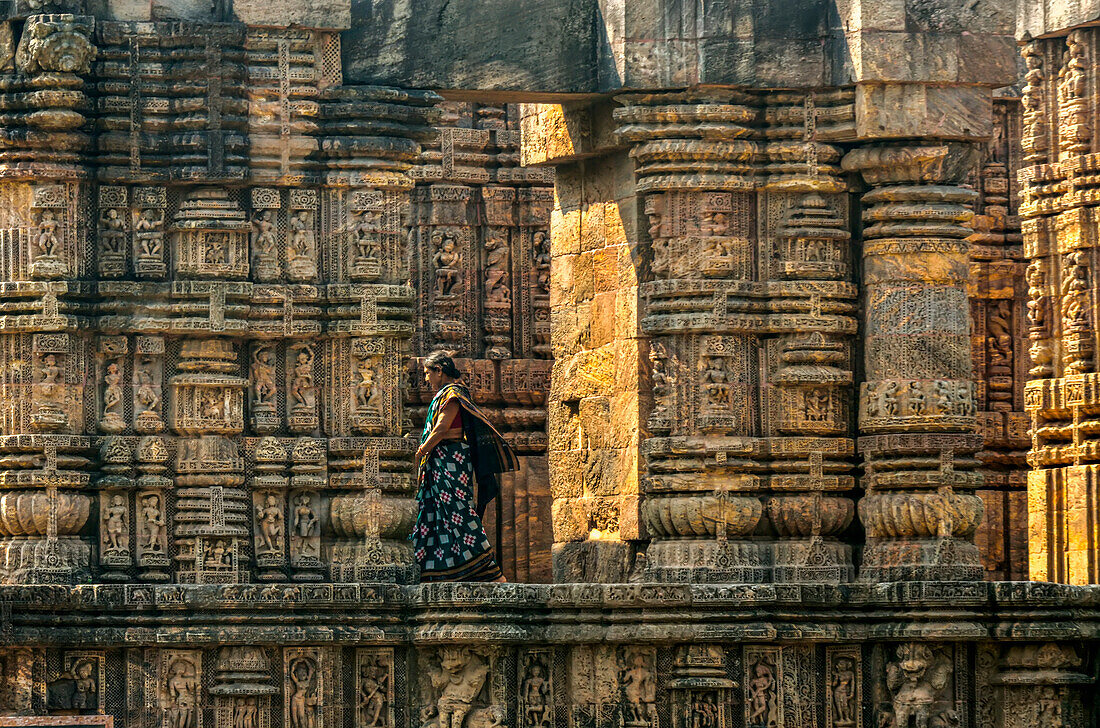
<box><xmin>0</xmin><ymin>1</ymin><xmax>1093</xmax><ymax>728</ymax></box>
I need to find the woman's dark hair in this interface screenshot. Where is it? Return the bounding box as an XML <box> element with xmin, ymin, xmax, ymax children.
<box><xmin>424</xmin><ymin>351</ymin><xmax>462</xmax><ymax>379</ymax></box>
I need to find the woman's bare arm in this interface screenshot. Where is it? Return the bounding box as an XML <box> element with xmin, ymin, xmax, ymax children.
<box><xmin>416</xmin><ymin>399</ymin><xmax>460</xmax><ymax>462</ymax></box>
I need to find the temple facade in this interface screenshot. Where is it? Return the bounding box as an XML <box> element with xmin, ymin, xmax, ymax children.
<box><xmin>0</xmin><ymin>1</ymin><xmax>1095</xmax><ymax>728</ymax></box>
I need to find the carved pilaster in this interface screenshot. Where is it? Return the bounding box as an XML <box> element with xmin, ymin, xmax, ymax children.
<box><xmin>843</xmin><ymin>143</ymin><xmax>985</xmax><ymax>581</ymax></box>
<box><xmin>1022</xmin><ymin>28</ymin><xmax>1100</xmax><ymax>584</ymax></box>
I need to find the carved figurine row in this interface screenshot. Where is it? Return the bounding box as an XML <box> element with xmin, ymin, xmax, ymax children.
<box><xmin>5</xmin><ymin>641</ymin><xmax>1089</xmax><ymax>728</ymax></box>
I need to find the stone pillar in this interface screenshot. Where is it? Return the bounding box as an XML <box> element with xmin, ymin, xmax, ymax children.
<box><xmin>1020</xmin><ymin>29</ymin><xmax>1100</xmax><ymax>584</ymax></box>
<box><xmin>523</xmin><ymin>100</ymin><xmax>646</xmax><ymax>582</ymax></box>
<box><xmin>843</xmin><ymin>144</ymin><xmax>986</xmax><ymax>582</ymax></box>
<box><xmin>0</xmin><ymin>13</ymin><xmax>97</xmax><ymax>584</ymax></box>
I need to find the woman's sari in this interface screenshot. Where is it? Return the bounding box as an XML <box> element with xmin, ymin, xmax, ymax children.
<box><xmin>413</xmin><ymin>383</ymin><xmax>518</xmax><ymax>582</ymax></box>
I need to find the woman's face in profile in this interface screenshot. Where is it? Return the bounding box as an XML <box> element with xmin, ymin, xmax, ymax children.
<box><xmin>424</xmin><ymin>365</ymin><xmax>444</xmax><ymax>391</ymax></box>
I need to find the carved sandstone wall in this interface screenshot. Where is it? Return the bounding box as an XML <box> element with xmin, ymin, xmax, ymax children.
<box><xmin>1021</xmin><ymin>27</ymin><xmax>1100</xmax><ymax>584</ymax></box>
<box><xmin>971</xmin><ymin>97</ymin><xmax>1030</xmax><ymax>581</ymax></box>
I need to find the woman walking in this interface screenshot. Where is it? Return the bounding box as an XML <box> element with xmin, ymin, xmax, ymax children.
<box><xmin>413</xmin><ymin>352</ymin><xmax>517</xmax><ymax>582</ymax></box>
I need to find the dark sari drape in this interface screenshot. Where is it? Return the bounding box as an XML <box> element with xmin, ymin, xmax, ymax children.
<box><xmin>413</xmin><ymin>383</ymin><xmax>518</xmax><ymax>582</ymax></box>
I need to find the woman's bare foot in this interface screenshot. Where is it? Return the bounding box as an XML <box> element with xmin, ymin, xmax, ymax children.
<box><xmin>493</xmin><ymin>575</ymin><xmax>507</xmax><ymax>583</ymax></box>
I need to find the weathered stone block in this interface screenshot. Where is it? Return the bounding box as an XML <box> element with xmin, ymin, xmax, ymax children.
<box><xmin>855</xmin><ymin>84</ymin><xmax>994</xmax><ymax>140</ymax></box>
<box><xmin>229</xmin><ymin>0</ymin><xmax>351</xmax><ymax>29</ymax></box>
<box><xmin>551</xmin><ymin>540</ymin><xmax>634</xmax><ymax>582</ymax></box>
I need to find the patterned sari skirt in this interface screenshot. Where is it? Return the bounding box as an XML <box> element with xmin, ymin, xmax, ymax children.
<box><xmin>413</xmin><ymin>440</ymin><xmax>503</xmax><ymax>582</ymax></box>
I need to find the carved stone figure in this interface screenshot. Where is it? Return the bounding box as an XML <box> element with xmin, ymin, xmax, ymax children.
<box><xmin>100</xmin><ymin>360</ymin><xmax>126</xmax><ymax>432</ymax></box>
<box><xmin>484</xmin><ymin>234</ymin><xmax>511</xmax><ymax>303</ymax></box>
<box><xmin>293</xmin><ymin>494</ymin><xmax>318</xmax><ymax>555</ymax></box>
<box><xmin>521</xmin><ymin>659</ymin><xmax>550</xmax><ymax>728</ymax></box>
<box><xmin>33</xmin><ymin>209</ymin><xmax>61</xmax><ymax>259</ymax></box>
<box><xmin>164</xmin><ymin>659</ymin><xmax>199</xmax><ymax>728</ymax></box>
<box><xmin>433</xmin><ymin>232</ymin><xmax>462</xmax><ymax>297</ymax></box>
<box><xmin>99</xmin><ymin>208</ymin><xmax>127</xmax><ymax>254</ymax></box>
<box><xmin>252</xmin><ymin>346</ymin><xmax>277</xmax><ymax>406</ymax></box>
<box><xmin>620</xmin><ymin>651</ymin><xmax>657</xmax><ymax>728</ymax></box>
<box><xmin>140</xmin><ymin>494</ymin><xmax>165</xmax><ymax>553</ymax></box>
<box><xmin>288</xmin><ymin>211</ymin><xmax>317</xmax><ymax>280</ymax></box>
<box><xmin>135</xmin><ymin>208</ymin><xmax>164</xmax><ymax>257</ymax></box>
<box><xmin>356</xmin><ymin>360</ymin><xmax>382</xmax><ymax>413</ymax></box>
<box><xmin>832</xmin><ymin>658</ymin><xmax>856</xmax><ymax>727</ymax></box>
<box><xmin>358</xmin><ymin>654</ymin><xmax>389</xmax><ymax>728</ymax></box>
<box><xmin>103</xmin><ymin>494</ymin><xmax>127</xmax><ymax>554</ymax></box>
<box><xmin>291</xmin><ymin>346</ymin><xmax>317</xmax><ymax>413</ymax></box>
<box><xmin>289</xmin><ymin>657</ymin><xmax>320</xmax><ymax>728</ymax></box>
<box><xmin>422</xmin><ymin>647</ymin><xmax>490</xmax><ymax>728</ymax></box>
<box><xmin>747</xmin><ymin>660</ymin><xmax>775</xmax><ymax>727</ymax></box>
<box><xmin>255</xmin><ymin>494</ymin><xmax>283</xmax><ymax>554</ymax></box>
<box><xmin>885</xmin><ymin>644</ymin><xmax>950</xmax><ymax>728</ymax></box>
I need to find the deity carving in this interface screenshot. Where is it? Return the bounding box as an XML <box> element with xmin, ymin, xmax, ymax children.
<box><xmin>433</xmin><ymin>231</ymin><xmax>462</xmax><ymax>297</ymax></box>
<box><xmin>831</xmin><ymin>657</ymin><xmax>857</xmax><ymax>728</ymax></box>
<box><xmin>289</xmin><ymin>656</ymin><xmax>320</xmax><ymax>728</ymax></box>
<box><xmin>619</xmin><ymin>649</ymin><xmax>657</xmax><ymax>728</ymax></box>
<box><xmin>484</xmin><ymin>233</ymin><xmax>511</xmax><ymax>304</ymax></box>
<box><xmin>292</xmin><ymin>493</ymin><xmax>319</xmax><ymax>557</ymax></box>
<box><xmin>883</xmin><ymin>644</ymin><xmax>952</xmax><ymax>728</ymax></box>
<box><xmin>1022</xmin><ymin>43</ymin><xmax>1049</xmax><ymax>164</ymax></box>
<box><xmin>255</xmin><ymin>494</ymin><xmax>284</xmax><ymax>555</ymax></box>
<box><xmin>288</xmin><ymin>210</ymin><xmax>317</xmax><ymax>281</ymax></box>
<box><xmin>356</xmin><ymin>360</ymin><xmax>382</xmax><ymax>414</ymax></box>
<box><xmin>1060</xmin><ymin>249</ymin><xmax>1093</xmax><ymax>374</ymax></box>
<box><xmin>134</xmin><ymin>360</ymin><xmax>163</xmax><ymax>432</ymax></box>
<box><xmin>520</xmin><ymin>654</ymin><xmax>551</xmax><ymax>728</ymax></box>
<box><xmin>135</xmin><ymin>207</ymin><xmax>166</xmax><ymax>277</ymax></box>
<box><xmin>746</xmin><ymin>658</ymin><xmax>777</xmax><ymax>728</ymax></box>
<box><xmin>1058</xmin><ymin>30</ymin><xmax>1091</xmax><ymax>157</ymax></box>
<box><xmin>233</xmin><ymin>696</ymin><xmax>260</xmax><ymax>728</ymax></box>
<box><xmin>289</xmin><ymin>344</ymin><xmax>318</xmax><ymax>430</ymax></box>
<box><xmin>534</xmin><ymin>231</ymin><xmax>550</xmax><ymax>294</ymax></box>
<box><xmin>357</xmin><ymin>651</ymin><xmax>391</xmax><ymax>728</ymax></box>
<box><xmin>163</xmin><ymin>657</ymin><xmax>200</xmax><ymax>728</ymax></box>
<box><xmin>100</xmin><ymin>359</ymin><xmax>127</xmax><ymax>432</ymax></box>
<box><xmin>100</xmin><ymin>207</ymin><xmax>126</xmax><ymax>250</ymax></box>
<box><xmin>1026</xmin><ymin>259</ymin><xmax>1053</xmax><ymax>377</ymax></box>
<box><xmin>33</xmin><ymin>351</ymin><xmax>67</xmax><ymax>429</ymax></box>
<box><xmin>139</xmin><ymin>493</ymin><xmax>165</xmax><ymax>555</ymax></box>
<box><xmin>102</xmin><ymin>494</ymin><xmax>128</xmax><ymax>555</ymax></box>
<box><xmin>251</xmin><ymin>209</ymin><xmax>280</xmax><ymax>281</ymax></box>
<box><xmin>47</xmin><ymin>656</ymin><xmax>100</xmax><ymax>712</ymax></box>
<box><xmin>31</xmin><ymin>208</ymin><xmax>66</xmax><ymax>278</ymax></box>
<box><xmin>420</xmin><ymin>646</ymin><xmax>499</xmax><ymax>728</ymax></box>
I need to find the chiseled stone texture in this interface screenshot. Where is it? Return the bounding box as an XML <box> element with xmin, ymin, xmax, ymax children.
<box><xmin>1020</xmin><ymin>25</ymin><xmax>1100</xmax><ymax>585</ymax></box>
<box><xmin>0</xmin><ymin>582</ymin><xmax>1098</xmax><ymax>726</ymax></box>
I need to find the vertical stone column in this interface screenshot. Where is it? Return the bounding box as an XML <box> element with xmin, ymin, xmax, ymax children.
<box><xmin>523</xmin><ymin>100</ymin><xmax>646</xmax><ymax>582</ymax></box>
<box><xmin>1020</xmin><ymin>29</ymin><xmax>1100</xmax><ymax>584</ymax></box>
<box><xmin>843</xmin><ymin>144</ymin><xmax>986</xmax><ymax>581</ymax></box>
<box><xmin>0</xmin><ymin>13</ymin><xmax>97</xmax><ymax>584</ymax></box>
